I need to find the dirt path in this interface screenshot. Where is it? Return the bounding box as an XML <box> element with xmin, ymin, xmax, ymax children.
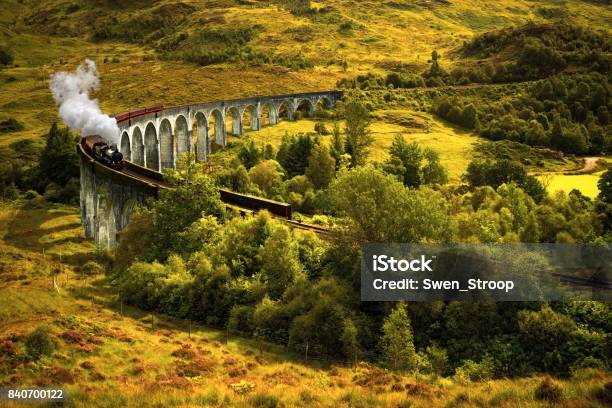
<box><xmin>582</xmin><ymin>157</ymin><xmax>601</xmax><ymax>173</ymax></box>
<box><xmin>530</xmin><ymin>157</ymin><xmax>601</xmax><ymax>176</ymax></box>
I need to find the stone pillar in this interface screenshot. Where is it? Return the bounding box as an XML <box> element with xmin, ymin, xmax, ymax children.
<box><xmin>250</xmin><ymin>111</ymin><xmax>260</xmax><ymax>130</ymax></box>
<box><xmin>232</xmin><ymin>116</ymin><xmax>242</xmax><ymax>136</ymax></box>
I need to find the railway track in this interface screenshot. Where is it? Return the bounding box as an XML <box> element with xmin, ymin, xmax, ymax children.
<box><xmin>550</xmin><ymin>273</ymin><xmax>611</xmax><ymax>290</ymax></box>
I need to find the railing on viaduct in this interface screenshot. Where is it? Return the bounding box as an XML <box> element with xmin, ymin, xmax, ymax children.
<box><xmin>116</xmin><ymin>90</ymin><xmax>343</xmax><ymax>171</ymax></box>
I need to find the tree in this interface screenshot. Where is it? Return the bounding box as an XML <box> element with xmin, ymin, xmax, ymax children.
<box><xmin>0</xmin><ymin>48</ymin><xmax>13</xmax><ymax>66</ymax></box>
<box><xmin>111</xmin><ymin>207</ymin><xmax>155</xmax><ymax>274</ymax></box>
<box><xmin>464</xmin><ymin>158</ymin><xmax>545</xmax><ymax>202</ymax></box>
<box><xmin>276</xmin><ymin>133</ymin><xmax>317</xmax><ymax>177</ymax></box>
<box><xmin>38</xmin><ymin>123</ymin><xmax>79</xmax><ymax>188</ymax></box>
<box><xmin>263</xmin><ymin>143</ymin><xmax>276</xmax><ymax>160</ymax></box>
<box><xmin>597</xmin><ymin>106</ymin><xmax>609</xmax><ymax>125</ymax></box>
<box><xmin>341</xmin><ymin>318</ymin><xmax>360</xmax><ymax>367</ymax></box>
<box><xmin>249</xmin><ymin>160</ymin><xmax>284</xmax><ymax>196</ymax></box>
<box><xmin>422</xmin><ymin>148</ymin><xmax>448</xmax><ymax>185</ymax></box>
<box><xmin>517</xmin><ymin>306</ymin><xmax>578</xmax><ymax>373</ymax></box>
<box><xmin>151</xmin><ymin>159</ymin><xmax>225</xmax><ymax>260</ymax></box>
<box><xmin>424</xmin><ymin>344</ymin><xmax>449</xmax><ymax>377</ymax></box>
<box><xmin>537</xmin><ymin>80</ymin><xmax>554</xmax><ymax>101</ymax></box>
<box><xmin>550</xmin><ymin>116</ymin><xmax>565</xmax><ymax>150</ymax></box>
<box><xmin>525</xmin><ymin>120</ymin><xmax>548</xmax><ymax>146</ymax></box>
<box><xmin>330</xmin><ymin>166</ymin><xmax>451</xmax><ymax>243</ymax></box>
<box><xmin>343</xmin><ymin>100</ymin><xmax>373</xmax><ymax>167</ymax></box>
<box><xmin>384</xmin><ymin>136</ymin><xmax>422</xmax><ymax>187</ymax></box>
<box><xmin>330</xmin><ymin>122</ymin><xmax>344</xmax><ymax>167</ymax></box>
<box><xmin>305</xmin><ymin>144</ymin><xmax>336</xmax><ymax>189</ymax></box>
<box><xmin>24</xmin><ymin>326</ymin><xmax>55</xmax><ymax>360</ymax></box>
<box><xmin>461</xmin><ymin>104</ymin><xmax>479</xmax><ymax>129</ymax></box>
<box><xmin>226</xmin><ymin>165</ymin><xmax>251</xmax><ymax>193</ymax></box>
<box><xmin>598</xmin><ymin>169</ymin><xmax>612</xmax><ymax>203</ymax></box>
<box><xmin>381</xmin><ymin>303</ymin><xmax>417</xmax><ymax>371</ymax></box>
<box><xmin>238</xmin><ymin>138</ymin><xmax>262</xmax><ymax>169</ymax></box>
<box><xmin>258</xmin><ymin>226</ymin><xmax>304</xmax><ymax>299</ymax></box>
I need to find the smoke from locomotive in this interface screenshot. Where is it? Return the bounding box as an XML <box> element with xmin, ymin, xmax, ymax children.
<box><xmin>50</xmin><ymin>59</ymin><xmax>119</xmax><ymax>144</ymax></box>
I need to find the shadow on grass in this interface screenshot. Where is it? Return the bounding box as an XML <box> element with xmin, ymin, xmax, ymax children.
<box><xmin>5</xmin><ymin>204</ymin><xmax>95</xmax><ymax>267</ymax></box>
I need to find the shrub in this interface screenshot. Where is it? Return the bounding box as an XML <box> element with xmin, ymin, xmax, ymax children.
<box><xmin>0</xmin><ymin>118</ymin><xmax>24</xmax><ymax>133</ymax></box>
<box><xmin>534</xmin><ymin>377</ymin><xmax>563</xmax><ymax>402</ymax></box>
<box><xmin>593</xmin><ymin>382</ymin><xmax>612</xmax><ymax>405</ymax></box>
<box><xmin>66</xmin><ymin>4</ymin><xmax>80</xmax><ymax>13</ymax></box>
<box><xmin>61</xmin><ymin>330</ymin><xmax>85</xmax><ymax>344</ymax></box>
<box><xmin>298</xmin><ymin>390</ymin><xmax>318</xmax><ymax>405</ymax></box>
<box><xmin>338</xmin><ymin>21</ymin><xmax>354</xmax><ymax>36</ymax></box>
<box><xmin>0</xmin><ymin>48</ymin><xmax>13</xmax><ymax>66</ymax></box>
<box><xmin>80</xmin><ymin>261</ymin><xmax>104</xmax><ymax>276</ymax></box>
<box><xmin>44</xmin><ymin>366</ymin><xmax>75</xmax><ymax>384</ymax></box>
<box><xmin>314</xmin><ymin>122</ymin><xmax>329</xmax><ymax>135</ymax></box>
<box><xmin>24</xmin><ymin>326</ymin><xmax>54</xmax><ymax>360</ymax></box>
<box><xmin>404</xmin><ymin>383</ymin><xmax>434</xmax><ymax>399</ymax></box>
<box><xmin>22</xmin><ymin>190</ymin><xmax>46</xmax><ymax>209</ymax></box>
<box><xmin>1</xmin><ymin>183</ymin><xmax>19</xmax><ymax>201</ymax></box>
<box><xmin>454</xmin><ymin>357</ymin><xmax>494</xmax><ymax>382</ymax></box>
<box><xmin>230</xmin><ymin>380</ymin><xmax>255</xmax><ymax>395</ymax></box>
<box><xmin>250</xmin><ymin>393</ymin><xmax>283</xmax><ymax>408</ymax></box>
<box><xmin>173</xmin><ymin>26</ymin><xmax>258</xmax><ymax>66</ymax></box>
<box><xmin>43</xmin><ymin>183</ymin><xmax>62</xmax><ymax>202</ymax></box>
<box><xmin>175</xmin><ymin>357</ymin><xmax>216</xmax><ymax>377</ymax></box>
<box><xmin>0</xmin><ymin>339</ymin><xmax>18</xmax><ymax>356</ymax></box>
<box><xmin>340</xmin><ymin>391</ymin><xmax>380</xmax><ymax>407</ymax></box>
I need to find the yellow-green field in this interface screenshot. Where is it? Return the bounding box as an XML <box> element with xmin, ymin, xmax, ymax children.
<box><xmin>539</xmin><ymin>172</ymin><xmax>604</xmax><ymax>199</ymax></box>
<box><xmin>0</xmin><ymin>203</ymin><xmax>609</xmax><ymax>407</ymax></box>
<box><xmin>243</xmin><ymin>111</ymin><xmax>479</xmax><ymax>180</ymax></box>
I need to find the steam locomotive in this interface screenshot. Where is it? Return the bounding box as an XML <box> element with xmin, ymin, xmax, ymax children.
<box><xmin>83</xmin><ymin>135</ymin><xmax>125</xmax><ymax>170</ymax></box>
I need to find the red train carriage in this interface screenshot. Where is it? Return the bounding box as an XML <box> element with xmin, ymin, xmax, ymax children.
<box><xmin>114</xmin><ymin>104</ymin><xmax>164</xmax><ymax>123</ymax></box>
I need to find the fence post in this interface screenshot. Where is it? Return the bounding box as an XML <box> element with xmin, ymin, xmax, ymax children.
<box><xmin>305</xmin><ymin>341</ymin><xmax>309</xmax><ymax>363</ymax></box>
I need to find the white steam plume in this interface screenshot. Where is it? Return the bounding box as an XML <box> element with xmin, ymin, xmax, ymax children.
<box><xmin>50</xmin><ymin>59</ymin><xmax>119</xmax><ymax>145</ymax></box>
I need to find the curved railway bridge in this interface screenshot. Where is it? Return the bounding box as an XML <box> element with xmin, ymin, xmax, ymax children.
<box><xmin>79</xmin><ymin>91</ymin><xmax>340</xmax><ymax>247</ymax></box>
<box><xmin>116</xmin><ymin>90</ymin><xmax>342</xmax><ymax>171</ymax></box>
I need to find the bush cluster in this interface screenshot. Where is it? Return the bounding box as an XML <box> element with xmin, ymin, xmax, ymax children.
<box><xmin>434</xmin><ymin>73</ymin><xmax>610</xmax><ymax>155</ymax></box>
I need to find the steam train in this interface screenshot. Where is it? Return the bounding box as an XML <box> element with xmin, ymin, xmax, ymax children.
<box><xmin>83</xmin><ymin>135</ymin><xmax>125</xmax><ymax>170</ymax></box>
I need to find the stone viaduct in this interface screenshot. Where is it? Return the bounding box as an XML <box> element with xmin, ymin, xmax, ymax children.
<box><xmin>117</xmin><ymin>91</ymin><xmax>342</xmax><ymax>171</ymax></box>
<box><xmin>80</xmin><ymin>90</ymin><xmax>342</xmax><ymax>247</ymax></box>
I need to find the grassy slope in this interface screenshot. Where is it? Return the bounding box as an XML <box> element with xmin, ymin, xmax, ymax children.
<box><xmin>1</xmin><ymin>0</ymin><xmax>610</xmax><ymax>144</ymax></box>
<box><xmin>0</xmin><ymin>203</ymin><xmax>609</xmax><ymax>407</ymax></box>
